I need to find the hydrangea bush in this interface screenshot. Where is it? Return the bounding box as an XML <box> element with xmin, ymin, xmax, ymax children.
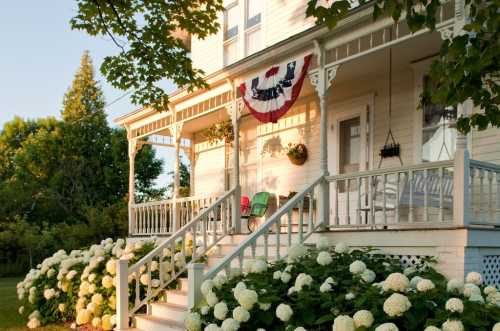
<box><xmin>17</xmin><ymin>236</ymin><xmax>202</xmax><ymax>329</ymax></box>
<box><xmin>188</xmin><ymin>239</ymin><xmax>500</xmax><ymax>331</ymax></box>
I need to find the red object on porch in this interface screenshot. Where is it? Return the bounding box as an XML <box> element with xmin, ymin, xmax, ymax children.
<box><xmin>239</xmin><ymin>54</ymin><xmax>313</xmax><ymax>124</ymax></box>
<box><xmin>240</xmin><ymin>195</ymin><xmax>250</xmax><ymax>215</ymax></box>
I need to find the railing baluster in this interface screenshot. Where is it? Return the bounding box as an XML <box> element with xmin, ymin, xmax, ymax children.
<box><xmin>470</xmin><ymin>168</ymin><xmax>476</xmax><ymax>217</ymax></box>
<box><xmin>409</xmin><ymin>170</ymin><xmax>414</xmax><ymax>223</ymax></box>
<box><xmin>334</xmin><ymin>180</ymin><xmax>339</xmax><ymax>226</ymax></box>
<box><xmin>497</xmin><ymin>173</ymin><xmax>500</xmax><ymax>224</ymax></box>
<box><xmin>287</xmin><ymin>210</ymin><xmax>292</xmax><ymax>247</ymax></box>
<box><xmin>369</xmin><ymin>176</ymin><xmax>375</xmax><ymax>227</ymax></box>
<box><xmin>356</xmin><ymin>177</ymin><xmax>362</xmax><ymax>225</ymax></box>
<box><xmin>203</xmin><ymin>216</ymin><xmax>208</xmax><ymax>251</ymax></box>
<box><xmin>424</xmin><ymin>169</ymin><xmax>429</xmax><ymax>223</ymax></box>
<box><xmin>308</xmin><ymin>192</ymin><xmax>314</xmax><ymax>233</ymax></box>
<box><xmin>263</xmin><ymin>232</ymin><xmax>269</xmax><ymax>261</ymax></box>
<box><xmin>298</xmin><ymin>198</ymin><xmax>304</xmax><ymax>242</ymax></box>
<box><xmin>146</xmin><ymin>261</ymin><xmax>152</xmax><ymax>314</ymax></box>
<box><xmin>488</xmin><ymin>171</ymin><xmax>493</xmax><ymax>224</ymax></box>
<box><xmin>275</xmin><ymin>217</ymin><xmax>281</xmax><ymax>260</ymax></box>
<box><xmin>135</xmin><ymin>271</ymin><xmax>140</xmax><ymax>307</ymax></box>
<box><xmin>346</xmin><ymin>179</ymin><xmax>350</xmax><ymax>225</ymax></box>
<box><xmin>479</xmin><ymin>169</ymin><xmax>485</xmax><ymax>222</ymax></box>
<box><xmin>383</xmin><ymin>174</ymin><xmax>387</xmax><ymax>225</ymax></box>
<box><xmin>439</xmin><ymin>167</ymin><xmax>444</xmax><ymax>222</ymax></box>
<box><xmin>395</xmin><ymin>172</ymin><xmax>400</xmax><ymax>224</ymax></box>
<box><xmin>251</xmin><ymin>242</ymin><xmax>256</xmax><ymax>259</ymax></box>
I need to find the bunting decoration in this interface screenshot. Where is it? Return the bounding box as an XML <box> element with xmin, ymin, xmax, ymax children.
<box><xmin>239</xmin><ymin>54</ymin><xmax>313</xmax><ymax>123</ymax></box>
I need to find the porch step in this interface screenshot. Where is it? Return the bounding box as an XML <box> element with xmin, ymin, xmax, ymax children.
<box><xmin>166</xmin><ymin>289</ymin><xmax>188</xmax><ymax>306</ymax></box>
<box><xmin>135</xmin><ymin>314</ymin><xmax>184</xmax><ymax>331</ymax></box>
<box><xmin>151</xmin><ymin>302</ymin><xmax>187</xmax><ymax>323</ymax></box>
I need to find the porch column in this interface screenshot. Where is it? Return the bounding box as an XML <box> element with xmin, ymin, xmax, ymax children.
<box><xmin>310</xmin><ymin>40</ymin><xmax>340</xmax><ymax>228</ymax></box>
<box><xmin>453</xmin><ymin>100</ymin><xmax>472</xmax><ymax>226</ymax></box>
<box><xmin>127</xmin><ymin>136</ymin><xmax>138</xmax><ymax>236</ymax></box>
<box><xmin>229</xmin><ymin>99</ymin><xmax>242</xmax><ymax>233</ymax></box>
<box><xmin>172</xmin><ymin>123</ymin><xmax>183</xmax><ymax>231</ymax></box>
<box><xmin>189</xmin><ymin>137</ymin><xmax>196</xmax><ymax>196</ymax></box>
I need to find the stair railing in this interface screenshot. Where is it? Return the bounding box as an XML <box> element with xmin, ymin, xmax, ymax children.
<box><xmin>190</xmin><ymin>175</ymin><xmax>325</xmax><ymax>305</ymax></box>
<box><xmin>116</xmin><ymin>187</ymin><xmax>237</xmax><ymax>329</ymax></box>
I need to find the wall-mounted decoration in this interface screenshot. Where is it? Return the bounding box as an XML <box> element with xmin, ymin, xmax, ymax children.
<box><xmin>286</xmin><ymin>143</ymin><xmax>308</xmax><ymax>165</ymax></box>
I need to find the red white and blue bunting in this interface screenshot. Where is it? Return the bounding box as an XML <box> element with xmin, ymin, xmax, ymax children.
<box><xmin>239</xmin><ymin>54</ymin><xmax>313</xmax><ymax>123</ymax></box>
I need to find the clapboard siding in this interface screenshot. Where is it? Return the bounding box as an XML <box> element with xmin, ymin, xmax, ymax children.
<box><xmin>471</xmin><ymin>121</ymin><xmax>500</xmax><ymax>165</ymax></box>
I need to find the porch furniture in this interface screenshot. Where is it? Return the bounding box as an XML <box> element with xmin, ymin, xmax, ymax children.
<box><xmin>242</xmin><ymin>192</ymin><xmax>271</xmax><ymax>232</ymax></box>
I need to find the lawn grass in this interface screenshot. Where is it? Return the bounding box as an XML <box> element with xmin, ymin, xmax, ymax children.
<box><xmin>0</xmin><ymin>277</ymin><xmax>70</xmax><ymax>331</ymax></box>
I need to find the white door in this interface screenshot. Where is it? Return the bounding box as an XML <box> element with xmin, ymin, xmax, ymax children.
<box><xmin>328</xmin><ymin>96</ymin><xmax>373</xmax><ymax>225</ymax></box>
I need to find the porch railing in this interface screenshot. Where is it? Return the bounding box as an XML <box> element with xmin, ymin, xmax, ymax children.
<box><xmin>130</xmin><ymin>195</ymin><xmax>220</xmax><ymax>236</ymax></box>
<box><xmin>116</xmin><ymin>188</ymin><xmax>237</xmax><ymax>329</ymax></box>
<box><xmin>469</xmin><ymin>159</ymin><xmax>500</xmax><ymax>226</ymax></box>
<box><xmin>325</xmin><ymin>160</ymin><xmax>456</xmax><ymax>228</ymax></box>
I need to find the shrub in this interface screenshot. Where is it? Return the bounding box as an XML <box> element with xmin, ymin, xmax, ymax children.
<box><xmin>190</xmin><ymin>242</ymin><xmax>500</xmax><ymax>331</ymax></box>
<box><xmin>17</xmin><ymin>235</ymin><xmax>203</xmax><ymax>329</ymax></box>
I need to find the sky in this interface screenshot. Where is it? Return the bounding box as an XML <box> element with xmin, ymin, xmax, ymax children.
<box><xmin>0</xmin><ymin>1</ymin><xmax>178</xmax><ymax>187</ymax></box>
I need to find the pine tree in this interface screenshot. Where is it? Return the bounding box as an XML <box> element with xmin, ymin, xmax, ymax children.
<box><xmin>62</xmin><ymin>50</ymin><xmax>106</xmax><ymax>124</ymax></box>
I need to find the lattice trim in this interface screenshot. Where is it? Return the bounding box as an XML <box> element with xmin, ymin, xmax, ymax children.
<box><xmin>482</xmin><ymin>255</ymin><xmax>500</xmax><ymax>287</ymax></box>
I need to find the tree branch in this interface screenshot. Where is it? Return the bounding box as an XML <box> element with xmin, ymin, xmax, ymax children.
<box><xmin>92</xmin><ymin>0</ymin><xmax>126</xmax><ymax>52</ymax></box>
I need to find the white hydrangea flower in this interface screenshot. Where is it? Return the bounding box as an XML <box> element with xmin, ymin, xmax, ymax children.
<box><xmin>92</xmin><ymin>317</ymin><xmax>102</xmax><ymax>328</ymax></box>
<box><xmin>383</xmin><ymin>273</ymin><xmax>409</xmax><ymax>292</ymax></box>
<box><xmin>102</xmin><ymin>275</ymin><xmax>114</xmax><ymax>288</ymax></box>
<box><xmin>27</xmin><ymin>318</ymin><xmax>41</xmax><ymax>329</ymax></box>
<box><xmin>221</xmin><ymin>318</ymin><xmax>240</xmax><ymax>331</ymax></box>
<box><xmin>288</xmin><ymin>244</ymin><xmax>307</xmax><ymax>261</ymax></box>
<box><xmin>273</xmin><ymin>271</ymin><xmax>282</xmax><ymax>280</ymax></box>
<box><xmin>334</xmin><ymin>242</ymin><xmax>349</xmax><ymax>254</ymax></box>
<box><xmin>232</xmin><ymin>306</ymin><xmax>250</xmax><ymax>322</ymax></box>
<box><xmin>43</xmin><ymin>288</ymin><xmax>56</xmax><ymax>300</ymax></box>
<box><xmin>213</xmin><ymin>274</ymin><xmax>228</xmax><ymax>289</ymax></box>
<box><xmin>463</xmin><ymin>283</ymin><xmax>481</xmax><ymax>298</ymax></box>
<box><xmin>353</xmin><ymin>310</ymin><xmax>374</xmax><ymax>328</ymax></box>
<box><xmin>214</xmin><ymin>302</ymin><xmax>229</xmax><ymax>320</ymax></box>
<box><xmin>18</xmin><ymin>306</ymin><xmax>24</xmax><ymax>315</ymax></box>
<box><xmin>492</xmin><ymin>322</ymin><xmax>500</xmax><ymax>331</ymax></box>
<box><xmin>403</xmin><ymin>267</ymin><xmax>417</xmax><ymax>276</ymax></box>
<box><xmin>201</xmin><ymin>280</ymin><xmax>214</xmax><ymax>296</ymax></box>
<box><xmin>233</xmin><ymin>282</ymin><xmax>247</xmax><ymax>301</ymax></box>
<box><xmin>484</xmin><ymin>285</ymin><xmax>497</xmax><ymax>296</ymax></box>
<box><xmin>242</xmin><ymin>259</ymin><xmax>254</xmax><ymax>274</ymax></box>
<box><xmin>417</xmin><ymin>279</ymin><xmax>435</xmax><ymax>292</ymax></box>
<box><xmin>465</xmin><ymin>271</ymin><xmax>482</xmax><ymax>285</ymax></box>
<box><xmin>76</xmin><ymin>309</ymin><xmax>92</xmax><ymax>325</ymax></box>
<box><xmin>259</xmin><ymin>302</ymin><xmax>271</xmax><ymax>310</ymax></box>
<box><xmin>349</xmin><ymin>260</ymin><xmax>367</xmax><ymax>274</ymax></box>
<box><xmin>205</xmin><ymin>324</ymin><xmax>221</xmax><ymax>331</ymax></box>
<box><xmin>423</xmin><ymin>326</ymin><xmax>440</xmax><ymax>331</ymax></box>
<box><xmin>442</xmin><ymin>319</ymin><xmax>464</xmax><ymax>331</ymax></box>
<box><xmin>276</xmin><ymin>303</ymin><xmax>293</xmax><ymax>322</ymax></box>
<box><xmin>237</xmin><ymin>289</ymin><xmax>258</xmax><ymax>310</ymax></box>
<box><xmin>66</xmin><ymin>270</ymin><xmax>78</xmax><ymax>280</ymax></box>
<box><xmin>106</xmin><ymin>259</ymin><xmax>116</xmax><ymax>275</ymax></box>
<box><xmin>140</xmin><ymin>273</ymin><xmax>150</xmax><ymax>286</ymax></box>
<box><xmin>410</xmin><ymin>276</ymin><xmax>423</xmax><ymax>289</ymax></box>
<box><xmin>294</xmin><ymin>273</ymin><xmax>313</xmax><ymax>291</ymax></box>
<box><xmin>383</xmin><ymin>293</ymin><xmax>412</xmax><ymax>317</ymax></box>
<box><xmin>319</xmin><ymin>282</ymin><xmax>332</xmax><ymax>293</ymax></box>
<box><xmin>185</xmin><ymin>312</ymin><xmax>202</xmax><ymax>331</ymax></box>
<box><xmin>345</xmin><ymin>292</ymin><xmax>356</xmax><ymax>300</ymax></box>
<box><xmin>206</xmin><ymin>291</ymin><xmax>219</xmax><ymax>307</ymax></box>
<box><xmin>445</xmin><ymin>298</ymin><xmax>464</xmax><ymax>313</ymax></box>
<box><xmin>375</xmin><ymin>323</ymin><xmax>399</xmax><ymax>331</ymax></box>
<box><xmin>281</xmin><ymin>272</ymin><xmax>292</xmax><ymax>284</ymax></box>
<box><xmin>316</xmin><ymin>251</ymin><xmax>333</xmax><ymax>266</ymax></box>
<box><xmin>447</xmin><ymin>279</ymin><xmax>464</xmax><ymax>294</ymax></box>
<box><xmin>251</xmin><ymin>260</ymin><xmax>268</xmax><ymax>273</ymax></box>
<box><xmin>469</xmin><ymin>293</ymin><xmax>485</xmax><ymax>304</ymax></box>
<box><xmin>316</xmin><ymin>237</ymin><xmax>330</xmax><ymax>250</ymax></box>
<box><xmin>361</xmin><ymin>269</ymin><xmax>376</xmax><ymax>283</ymax></box>
<box><xmin>331</xmin><ymin>315</ymin><xmax>355</xmax><ymax>331</ymax></box>
<box><xmin>294</xmin><ymin>327</ymin><xmax>307</xmax><ymax>331</ymax></box>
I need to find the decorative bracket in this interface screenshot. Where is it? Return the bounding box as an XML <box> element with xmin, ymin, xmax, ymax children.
<box><xmin>309</xmin><ymin>65</ymin><xmax>339</xmax><ymax>97</ymax></box>
<box><xmin>128</xmin><ymin>138</ymin><xmax>142</xmax><ymax>158</ymax></box>
<box><xmin>173</xmin><ymin>123</ymin><xmax>184</xmax><ymax>143</ymax></box>
<box><xmin>227</xmin><ymin>99</ymin><xmax>243</xmax><ymax>122</ymax></box>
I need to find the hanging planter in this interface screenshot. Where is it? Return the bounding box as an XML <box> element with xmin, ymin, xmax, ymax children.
<box><xmin>204</xmin><ymin>120</ymin><xmax>234</xmax><ymax>144</ymax></box>
<box><xmin>286</xmin><ymin>143</ymin><xmax>308</xmax><ymax>165</ymax></box>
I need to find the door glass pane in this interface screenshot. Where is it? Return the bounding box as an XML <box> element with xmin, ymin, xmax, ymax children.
<box><xmin>340</xmin><ymin>117</ymin><xmax>361</xmax><ymax>174</ymax></box>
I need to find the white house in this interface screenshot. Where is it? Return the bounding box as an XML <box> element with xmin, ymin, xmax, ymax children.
<box><xmin>113</xmin><ymin>1</ymin><xmax>500</xmax><ymax>330</ymax></box>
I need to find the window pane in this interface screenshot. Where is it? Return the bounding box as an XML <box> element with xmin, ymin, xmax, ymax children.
<box><xmin>225</xmin><ymin>4</ymin><xmax>239</xmax><ymax>40</ymax></box>
<box><xmin>246</xmin><ymin>27</ymin><xmax>261</xmax><ymax>55</ymax></box>
<box><xmin>224</xmin><ymin>40</ymin><xmax>238</xmax><ymax>66</ymax></box>
<box><xmin>246</xmin><ymin>0</ymin><xmax>262</xmax><ymax>28</ymax></box>
<box><xmin>339</xmin><ymin>117</ymin><xmax>361</xmax><ymax>174</ymax></box>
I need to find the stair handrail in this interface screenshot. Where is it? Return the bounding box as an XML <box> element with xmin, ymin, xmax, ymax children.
<box><xmin>204</xmin><ymin>175</ymin><xmax>325</xmax><ymax>281</ymax></box>
<box><xmin>117</xmin><ymin>187</ymin><xmax>237</xmax><ymax>327</ymax></box>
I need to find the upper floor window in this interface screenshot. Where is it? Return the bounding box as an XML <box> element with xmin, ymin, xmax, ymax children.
<box><xmin>245</xmin><ymin>0</ymin><xmax>262</xmax><ymax>56</ymax></box>
<box><xmin>246</xmin><ymin>0</ymin><xmax>262</xmax><ymax>29</ymax></box>
<box><xmin>224</xmin><ymin>1</ymin><xmax>239</xmax><ymax>66</ymax></box>
<box><xmin>421</xmin><ymin>77</ymin><xmax>457</xmax><ymax>162</ymax></box>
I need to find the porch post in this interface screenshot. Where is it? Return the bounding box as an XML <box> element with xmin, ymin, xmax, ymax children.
<box><xmin>127</xmin><ymin>136</ymin><xmax>138</xmax><ymax>236</ymax></box>
<box><xmin>230</xmin><ymin>98</ymin><xmax>242</xmax><ymax>233</ymax></box>
<box><xmin>172</xmin><ymin>123</ymin><xmax>183</xmax><ymax>231</ymax></box>
<box><xmin>453</xmin><ymin>100</ymin><xmax>472</xmax><ymax>227</ymax></box>
<box><xmin>189</xmin><ymin>136</ymin><xmax>196</xmax><ymax>196</ymax></box>
<box><xmin>310</xmin><ymin>40</ymin><xmax>340</xmax><ymax>229</ymax></box>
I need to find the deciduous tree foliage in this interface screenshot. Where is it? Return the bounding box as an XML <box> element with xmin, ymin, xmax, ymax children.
<box><xmin>306</xmin><ymin>0</ymin><xmax>499</xmax><ymax>134</ymax></box>
<box><xmin>70</xmin><ymin>0</ymin><xmax>224</xmax><ymax>109</ymax></box>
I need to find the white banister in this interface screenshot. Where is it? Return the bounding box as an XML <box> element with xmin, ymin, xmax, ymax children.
<box><xmin>469</xmin><ymin>159</ymin><xmax>500</xmax><ymax>226</ymax></box>
<box><xmin>116</xmin><ymin>259</ymin><xmax>129</xmax><ymax>330</ymax></box>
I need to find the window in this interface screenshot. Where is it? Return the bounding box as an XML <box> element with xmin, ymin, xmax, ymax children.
<box><xmin>246</xmin><ymin>0</ymin><xmax>262</xmax><ymax>29</ymax></box>
<box><xmin>421</xmin><ymin>78</ymin><xmax>457</xmax><ymax>162</ymax></box>
<box><xmin>223</xmin><ymin>40</ymin><xmax>238</xmax><ymax>66</ymax></box>
<box><xmin>245</xmin><ymin>0</ymin><xmax>262</xmax><ymax>56</ymax></box>
<box><xmin>223</xmin><ymin>2</ymin><xmax>239</xmax><ymax>66</ymax></box>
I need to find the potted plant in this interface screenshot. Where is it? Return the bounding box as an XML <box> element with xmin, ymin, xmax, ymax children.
<box><xmin>286</xmin><ymin>143</ymin><xmax>308</xmax><ymax>165</ymax></box>
<box><xmin>204</xmin><ymin>120</ymin><xmax>234</xmax><ymax>144</ymax></box>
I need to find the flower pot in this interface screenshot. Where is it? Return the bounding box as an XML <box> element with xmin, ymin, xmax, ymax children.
<box><xmin>287</xmin><ymin>145</ymin><xmax>308</xmax><ymax>165</ymax></box>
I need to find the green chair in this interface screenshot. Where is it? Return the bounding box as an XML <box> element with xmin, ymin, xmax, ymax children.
<box><xmin>243</xmin><ymin>192</ymin><xmax>271</xmax><ymax>232</ymax></box>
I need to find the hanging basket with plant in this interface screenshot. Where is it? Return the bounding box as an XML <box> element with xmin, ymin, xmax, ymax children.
<box><xmin>286</xmin><ymin>143</ymin><xmax>308</xmax><ymax>165</ymax></box>
<box><xmin>204</xmin><ymin>120</ymin><xmax>234</xmax><ymax>144</ymax></box>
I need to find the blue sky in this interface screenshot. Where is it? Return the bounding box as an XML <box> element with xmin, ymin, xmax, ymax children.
<box><xmin>0</xmin><ymin>1</ymin><xmax>179</xmax><ymax>186</ymax></box>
